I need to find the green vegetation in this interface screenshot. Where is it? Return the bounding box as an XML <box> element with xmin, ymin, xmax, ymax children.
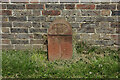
<box><xmin>2</xmin><ymin>42</ymin><xmax>120</xmax><ymax>78</ymax></box>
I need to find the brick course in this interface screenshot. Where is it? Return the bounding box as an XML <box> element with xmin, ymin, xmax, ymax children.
<box><xmin>1</xmin><ymin>1</ymin><xmax>120</xmax><ymax>50</ymax></box>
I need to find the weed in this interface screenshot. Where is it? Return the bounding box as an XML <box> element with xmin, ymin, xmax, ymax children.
<box><xmin>2</xmin><ymin>44</ymin><xmax>119</xmax><ymax>78</ymax></box>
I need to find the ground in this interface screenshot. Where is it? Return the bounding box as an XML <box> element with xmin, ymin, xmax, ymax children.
<box><xmin>2</xmin><ymin>42</ymin><xmax>120</xmax><ymax>78</ymax></box>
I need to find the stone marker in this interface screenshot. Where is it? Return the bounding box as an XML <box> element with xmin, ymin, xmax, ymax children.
<box><xmin>48</xmin><ymin>19</ymin><xmax>72</xmax><ymax>61</ymax></box>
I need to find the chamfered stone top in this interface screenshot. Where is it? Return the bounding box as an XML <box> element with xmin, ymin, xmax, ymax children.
<box><xmin>48</xmin><ymin>19</ymin><xmax>72</xmax><ymax>35</ymax></box>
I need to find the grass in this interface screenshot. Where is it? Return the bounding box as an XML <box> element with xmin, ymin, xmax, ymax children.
<box><xmin>2</xmin><ymin>42</ymin><xmax>120</xmax><ymax>78</ymax></box>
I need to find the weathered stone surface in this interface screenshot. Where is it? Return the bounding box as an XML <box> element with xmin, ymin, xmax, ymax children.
<box><xmin>2</xmin><ymin>34</ymin><xmax>15</xmax><ymax>39</ymax></box>
<box><xmin>96</xmin><ymin>17</ymin><xmax>118</xmax><ymax>22</ymax></box>
<box><xmin>101</xmin><ymin>10</ymin><xmax>111</xmax><ymax>16</ymax></box>
<box><xmin>14</xmin><ymin>34</ymin><xmax>34</xmax><ymax>39</ymax></box>
<box><xmin>48</xmin><ymin>36</ymin><xmax>72</xmax><ymax>61</ymax></box>
<box><xmin>2</xmin><ymin>22</ymin><xmax>12</xmax><ymax>27</ymax></box>
<box><xmin>2</xmin><ymin>27</ymin><xmax>10</xmax><ymax>33</ymax></box>
<box><xmin>96</xmin><ymin>4</ymin><xmax>116</xmax><ymax>10</ymax></box>
<box><xmin>62</xmin><ymin>10</ymin><xmax>80</xmax><ymax>17</ymax></box>
<box><xmin>60</xmin><ymin>0</ymin><xmax>79</xmax><ymax>2</ymax></box>
<box><xmin>48</xmin><ymin>19</ymin><xmax>72</xmax><ymax>35</ymax></box>
<box><xmin>9</xmin><ymin>17</ymin><xmax>26</xmax><ymax>21</ymax></box>
<box><xmin>95</xmin><ymin>40</ymin><xmax>114</xmax><ymax>46</ymax></box>
<box><xmin>26</xmin><ymin>4</ymin><xmax>44</xmax><ymax>9</ymax></box>
<box><xmin>90</xmin><ymin>34</ymin><xmax>100</xmax><ymax>40</ymax></box>
<box><xmin>100</xmin><ymin>34</ymin><xmax>111</xmax><ymax>40</ymax></box>
<box><xmin>65</xmin><ymin>4</ymin><xmax>75</xmax><ymax>9</ymax></box>
<box><xmin>40</xmin><ymin>0</ymin><xmax>58</xmax><ymax>2</ymax></box>
<box><xmin>13</xmin><ymin>10</ymin><xmax>32</xmax><ymax>16</ymax></box>
<box><xmin>75</xmin><ymin>34</ymin><xmax>80</xmax><ymax>40</ymax></box>
<box><xmin>96</xmin><ymin>27</ymin><xmax>115</xmax><ymax>34</ymax></box>
<box><xmin>7</xmin><ymin>4</ymin><xmax>25</xmax><ymax>9</ymax></box>
<box><xmin>46</xmin><ymin>17</ymin><xmax>56</xmax><ymax>22</ymax></box>
<box><xmin>11</xmin><ymin>0</ymin><xmax>29</xmax><ymax>3</ymax></box>
<box><xmin>81</xmin><ymin>22</ymin><xmax>99</xmax><ymax>28</ymax></box>
<box><xmin>33</xmin><ymin>10</ymin><xmax>41</xmax><ymax>16</ymax></box>
<box><xmin>13</xmin><ymin>22</ymin><xmax>32</xmax><ymax>28</ymax></box>
<box><xmin>30</xmin><ymin>0</ymin><xmax>39</xmax><ymax>3</ymax></box>
<box><xmin>46</xmin><ymin>17</ymin><xmax>65</xmax><ymax>22</ymax></box>
<box><xmin>14</xmin><ymin>44</ymin><xmax>33</xmax><ymax>50</ymax></box>
<box><xmin>80</xmin><ymin>0</ymin><xmax>111</xmax><ymax>2</ymax></box>
<box><xmin>111</xmin><ymin>34</ymin><xmax>120</xmax><ymax>46</ymax></box>
<box><xmin>46</xmin><ymin>4</ymin><xmax>64</xmax><ymax>10</ymax></box>
<box><xmin>33</xmin><ymin>22</ymin><xmax>41</xmax><ymax>28</ymax></box>
<box><xmin>70</xmin><ymin>23</ymin><xmax>79</xmax><ymax>28</ymax></box>
<box><xmin>30</xmin><ymin>28</ymin><xmax>47</xmax><ymax>33</ymax></box>
<box><xmin>28</xmin><ymin>16</ymin><xmax>46</xmax><ymax>22</ymax></box>
<box><xmin>79</xmin><ymin>34</ymin><xmax>91</xmax><ymax>40</ymax></box>
<box><xmin>81</xmin><ymin>10</ymin><xmax>100</xmax><ymax>16</ymax></box>
<box><xmin>77</xmin><ymin>27</ymin><xmax>95</xmax><ymax>33</ymax></box>
<box><xmin>116</xmin><ymin>28</ymin><xmax>120</xmax><ymax>34</ymax></box>
<box><xmin>76</xmin><ymin>17</ymin><xmax>96</xmax><ymax>22</ymax></box>
<box><xmin>11</xmin><ymin>28</ymin><xmax>28</xmax><ymax>33</ymax></box>
<box><xmin>112</xmin><ymin>11</ymin><xmax>120</xmax><ymax>16</ymax></box>
<box><xmin>117</xmin><ymin>4</ymin><xmax>120</xmax><ymax>10</ymax></box>
<box><xmin>2</xmin><ymin>16</ymin><xmax>8</xmax><ymax>22</ymax></box>
<box><xmin>30</xmin><ymin>39</ymin><xmax>44</xmax><ymax>44</ymax></box>
<box><xmin>48</xmin><ymin>19</ymin><xmax>72</xmax><ymax>61</ymax></box>
<box><xmin>2</xmin><ymin>45</ymin><xmax>14</xmax><ymax>50</ymax></box>
<box><xmin>111</xmin><ymin>34</ymin><xmax>120</xmax><ymax>41</ymax></box>
<box><xmin>99</xmin><ymin>22</ymin><xmax>110</xmax><ymax>28</ymax></box>
<box><xmin>66</xmin><ymin>17</ymin><xmax>75</xmax><ymax>22</ymax></box>
<box><xmin>34</xmin><ymin>34</ymin><xmax>43</xmax><ymax>39</ymax></box>
<box><xmin>1</xmin><ymin>0</ymin><xmax>9</xmax><ymax>3</ymax></box>
<box><xmin>111</xmin><ymin>22</ymin><xmax>120</xmax><ymax>28</ymax></box>
<box><xmin>42</xmin><ymin>22</ymin><xmax>50</xmax><ymax>28</ymax></box>
<box><xmin>11</xmin><ymin>40</ymin><xmax>29</xmax><ymax>44</ymax></box>
<box><xmin>2</xmin><ymin>4</ymin><xmax>7</xmax><ymax>9</ymax></box>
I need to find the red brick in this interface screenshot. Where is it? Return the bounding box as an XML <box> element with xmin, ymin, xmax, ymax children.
<box><xmin>76</xmin><ymin>4</ymin><xmax>95</xmax><ymax>9</ymax></box>
<box><xmin>111</xmin><ymin>34</ymin><xmax>120</xmax><ymax>41</ymax></box>
<box><xmin>2</xmin><ymin>39</ymin><xmax>10</xmax><ymax>44</ymax></box>
<box><xmin>42</xmin><ymin>10</ymin><xmax>60</xmax><ymax>16</ymax></box>
<box><xmin>2</xmin><ymin>10</ymin><xmax>12</xmax><ymax>15</ymax></box>
<box><xmin>65</xmin><ymin>4</ymin><xmax>75</xmax><ymax>9</ymax></box>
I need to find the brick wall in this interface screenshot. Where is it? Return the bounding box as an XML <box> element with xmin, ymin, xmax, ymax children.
<box><xmin>1</xmin><ymin>0</ymin><xmax>120</xmax><ymax>50</ymax></box>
